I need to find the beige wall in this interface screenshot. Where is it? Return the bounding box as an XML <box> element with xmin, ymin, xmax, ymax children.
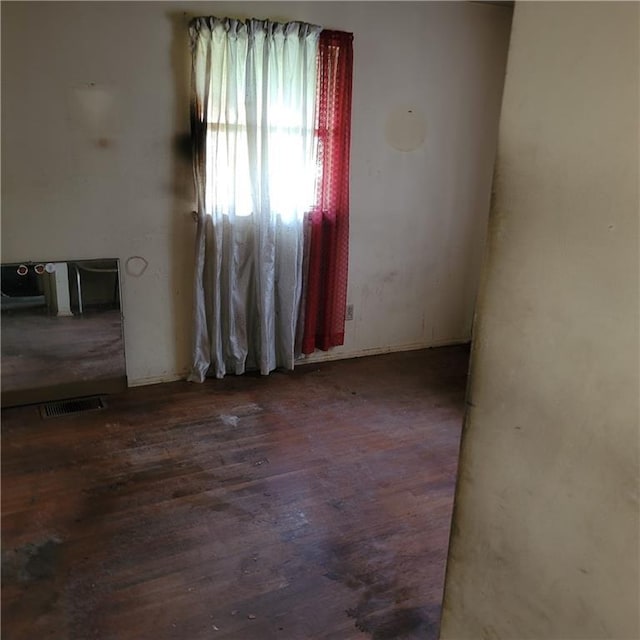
<box><xmin>1</xmin><ymin>2</ymin><xmax>511</xmax><ymax>385</ymax></box>
<box><xmin>441</xmin><ymin>2</ymin><xmax>639</xmax><ymax>638</ymax></box>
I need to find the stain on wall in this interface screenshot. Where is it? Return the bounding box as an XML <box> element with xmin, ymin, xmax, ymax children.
<box><xmin>385</xmin><ymin>106</ymin><xmax>427</xmax><ymax>152</ymax></box>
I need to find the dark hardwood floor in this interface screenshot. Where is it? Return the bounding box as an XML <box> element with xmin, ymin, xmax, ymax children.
<box><xmin>1</xmin><ymin>345</ymin><xmax>469</xmax><ymax>640</ymax></box>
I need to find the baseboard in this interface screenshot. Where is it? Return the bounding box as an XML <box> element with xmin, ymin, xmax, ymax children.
<box><xmin>127</xmin><ymin>372</ymin><xmax>188</xmax><ymax>388</ymax></box>
<box><xmin>126</xmin><ymin>339</ymin><xmax>470</xmax><ymax>388</ymax></box>
<box><xmin>297</xmin><ymin>338</ymin><xmax>471</xmax><ymax>366</ymax></box>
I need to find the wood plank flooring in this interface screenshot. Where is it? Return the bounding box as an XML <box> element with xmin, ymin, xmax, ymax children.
<box><xmin>1</xmin><ymin>345</ymin><xmax>469</xmax><ymax>640</ymax></box>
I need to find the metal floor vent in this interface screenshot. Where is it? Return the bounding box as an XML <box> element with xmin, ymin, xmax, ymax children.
<box><xmin>40</xmin><ymin>396</ymin><xmax>107</xmax><ymax>419</ymax></box>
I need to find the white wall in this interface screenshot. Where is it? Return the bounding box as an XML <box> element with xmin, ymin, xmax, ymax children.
<box><xmin>441</xmin><ymin>2</ymin><xmax>639</xmax><ymax>638</ymax></box>
<box><xmin>1</xmin><ymin>2</ymin><xmax>512</xmax><ymax>385</ymax></box>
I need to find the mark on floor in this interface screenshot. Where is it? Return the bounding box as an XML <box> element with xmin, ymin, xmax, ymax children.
<box><xmin>23</xmin><ymin>539</ymin><xmax>62</xmax><ymax>581</ymax></box>
<box><xmin>352</xmin><ymin>606</ymin><xmax>435</xmax><ymax>639</ymax></box>
<box><xmin>230</xmin><ymin>403</ymin><xmax>263</xmax><ymax>417</ymax></box>
<box><xmin>2</xmin><ymin>538</ymin><xmax>62</xmax><ymax>583</ymax></box>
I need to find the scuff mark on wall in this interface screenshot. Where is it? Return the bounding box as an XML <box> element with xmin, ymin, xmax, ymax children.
<box><xmin>125</xmin><ymin>257</ymin><xmax>148</xmax><ymax>278</ymax></box>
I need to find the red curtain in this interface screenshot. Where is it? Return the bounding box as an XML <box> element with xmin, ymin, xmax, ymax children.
<box><xmin>301</xmin><ymin>30</ymin><xmax>354</xmax><ymax>354</ymax></box>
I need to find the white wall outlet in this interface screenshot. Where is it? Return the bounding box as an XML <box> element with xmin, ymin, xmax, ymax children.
<box><xmin>346</xmin><ymin>304</ymin><xmax>354</xmax><ymax>321</ymax></box>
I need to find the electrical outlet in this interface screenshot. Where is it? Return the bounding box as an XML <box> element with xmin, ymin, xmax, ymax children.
<box><xmin>345</xmin><ymin>304</ymin><xmax>354</xmax><ymax>321</ymax></box>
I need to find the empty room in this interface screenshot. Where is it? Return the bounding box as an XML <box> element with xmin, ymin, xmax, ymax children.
<box><xmin>2</xmin><ymin>2</ymin><xmax>638</xmax><ymax>640</ymax></box>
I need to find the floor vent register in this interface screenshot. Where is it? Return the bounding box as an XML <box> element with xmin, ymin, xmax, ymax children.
<box><xmin>40</xmin><ymin>396</ymin><xmax>107</xmax><ymax>419</ymax></box>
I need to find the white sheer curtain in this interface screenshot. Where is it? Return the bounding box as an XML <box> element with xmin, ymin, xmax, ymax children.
<box><xmin>188</xmin><ymin>18</ymin><xmax>320</xmax><ymax>380</ymax></box>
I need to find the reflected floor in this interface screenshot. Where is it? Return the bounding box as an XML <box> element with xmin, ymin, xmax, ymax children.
<box><xmin>1</xmin><ymin>309</ymin><xmax>125</xmax><ymax>393</ymax></box>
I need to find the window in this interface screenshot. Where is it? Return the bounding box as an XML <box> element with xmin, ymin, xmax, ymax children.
<box><xmin>189</xmin><ymin>18</ymin><xmax>353</xmax><ymax>380</ymax></box>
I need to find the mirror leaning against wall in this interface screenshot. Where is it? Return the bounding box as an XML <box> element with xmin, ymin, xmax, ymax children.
<box><xmin>1</xmin><ymin>259</ymin><xmax>127</xmax><ymax>407</ymax></box>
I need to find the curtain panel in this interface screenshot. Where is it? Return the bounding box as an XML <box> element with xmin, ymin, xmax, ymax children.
<box><xmin>300</xmin><ymin>30</ymin><xmax>354</xmax><ymax>354</ymax></box>
<box><xmin>188</xmin><ymin>17</ymin><xmax>321</xmax><ymax>380</ymax></box>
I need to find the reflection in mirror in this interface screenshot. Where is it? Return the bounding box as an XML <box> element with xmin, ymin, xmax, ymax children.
<box><xmin>1</xmin><ymin>259</ymin><xmax>127</xmax><ymax>407</ymax></box>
